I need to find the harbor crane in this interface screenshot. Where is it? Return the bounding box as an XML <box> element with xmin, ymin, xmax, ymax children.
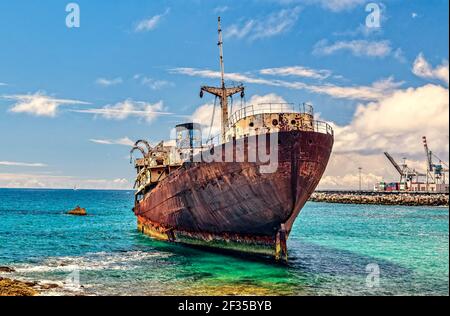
<box><xmin>422</xmin><ymin>136</ymin><xmax>449</xmax><ymax>185</ymax></box>
<box><xmin>384</xmin><ymin>152</ymin><xmax>425</xmax><ymax>187</ymax></box>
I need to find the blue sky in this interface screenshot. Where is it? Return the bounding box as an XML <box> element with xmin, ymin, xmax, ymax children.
<box><xmin>0</xmin><ymin>0</ymin><xmax>448</xmax><ymax>189</ymax></box>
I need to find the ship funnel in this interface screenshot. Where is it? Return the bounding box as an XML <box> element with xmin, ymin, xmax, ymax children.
<box><xmin>176</xmin><ymin>123</ymin><xmax>202</xmax><ymax>150</ymax></box>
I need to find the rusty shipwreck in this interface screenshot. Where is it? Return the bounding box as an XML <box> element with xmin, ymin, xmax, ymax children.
<box><xmin>130</xmin><ymin>18</ymin><xmax>334</xmax><ymax>261</ymax></box>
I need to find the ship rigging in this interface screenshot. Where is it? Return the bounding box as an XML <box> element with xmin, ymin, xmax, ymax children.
<box><xmin>199</xmin><ymin>17</ymin><xmax>245</xmax><ymax>143</ymax></box>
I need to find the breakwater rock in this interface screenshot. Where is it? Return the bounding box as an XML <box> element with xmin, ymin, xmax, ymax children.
<box><xmin>310</xmin><ymin>191</ymin><xmax>449</xmax><ymax>207</ymax></box>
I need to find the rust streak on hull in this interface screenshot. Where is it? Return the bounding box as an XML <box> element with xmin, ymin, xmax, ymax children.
<box><xmin>134</xmin><ymin>131</ymin><xmax>333</xmax><ymax>260</ymax></box>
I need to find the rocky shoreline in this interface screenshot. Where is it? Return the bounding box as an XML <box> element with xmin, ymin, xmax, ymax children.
<box><xmin>0</xmin><ymin>278</ymin><xmax>39</xmax><ymax>296</ymax></box>
<box><xmin>310</xmin><ymin>191</ymin><xmax>449</xmax><ymax>207</ymax></box>
<box><xmin>0</xmin><ymin>266</ymin><xmax>61</xmax><ymax>296</ymax></box>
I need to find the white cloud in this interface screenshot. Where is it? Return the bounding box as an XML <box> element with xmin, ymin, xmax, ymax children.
<box><xmin>171</xmin><ymin>67</ymin><xmax>277</xmax><ymax>86</ymax></box>
<box><xmin>214</xmin><ymin>6</ymin><xmax>229</xmax><ymax>14</ymax></box>
<box><xmin>313</xmin><ymin>55</ymin><xmax>449</xmax><ymax>190</ymax></box>
<box><xmin>95</xmin><ymin>77</ymin><xmax>123</xmax><ymax>87</ymax></box>
<box><xmin>0</xmin><ymin>173</ymin><xmax>131</xmax><ymax>190</ymax></box>
<box><xmin>412</xmin><ymin>53</ymin><xmax>449</xmax><ymax>85</ymax></box>
<box><xmin>260</xmin><ymin>66</ymin><xmax>332</xmax><ymax>80</ymax></box>
<box><xmin>0</xmin><ymin>82</ymin><xmax>7</xmax><ymax>86</ymax></box>
<box><xmin>304</xmin><ymin>77</ymin><xmax>403</xmax><ymax>101</ymax></box>
<box><xmin>412</xmin><ymin>12</ymin><xmax>419</xmax><ymax>19</ymax></box>
<box><xmin>113</xmin><ymin>178</ymin><xmax>128</xmax><ymax>184</ymax></box>
<box><xmin>89</xmin><ymin>137</ymin><xmax>134</xmax><ymax>146</ymax></box>
<box><xmin>4</xmin><ymin>92</ymin><xmax>90</xmax><ymax>117</ymax></box>
<box><xmin>393</xmin><ymin>48</ymin><xmax>406</xmax><ymax>63</ymax></box>
<box><xmin>133</xmin><ymin>74</ymin><xmax>173</xmax><ymax>90</ymax></box>
<box><xmin>273</xmin><ymin>0</ymin><xmax>364</xmax><ymax>12</ymax></box>
<box><xmin>333</xmin><ymin>84</ymin><xmax>449</xmax><ymax>156</ymax></box>
<box><xmin>333</xmin><ymin>24</ymin><xmax>382</xmax><ymax>38</ymax></box>
<box><xmin>135</xmin><ymin>9</ymin><xmax>170</xmax><ymax>32</ymax></box>
<box><xmin>310</xmin><ymin>0</ymin><xmax>365</xmax><ymax>12</ymax></box>
<box><xmin>85</xmin><ymin>178</ymin><xmax>130</xmax><ymax>186</ymax></box>
<box><xmin>0</xmin><ymin>161</ymin><xmax>47</xmax><ymax>167</ymax></box>
<box><xmin>73</xmin><ymin>99</ymin><xmax>173</xmax><ymax>123</ymax></box>
<box><xmin>319</xmin><ymin>170</ymin><xmax>384</xmax><ymax>191</ymax></box>
<box><xmin>191</xmin><ymin>103</ymin><xmax>222</xmax><ymax>139</ymax></box>
<box><xmin>224</xmin><ymin>7</ymin><xmax>301</xmax><ymax>40</ymax></box>
<box><xmin>319</xmin><ymin>83</ymin><xmax>449</xmax><ymax>190</ymax></box>
<box><xmin>313</xmin><ymin>39</ymin><xmax>392</xmax><ymax>57</ymax></box>
<box><xmin>171</xmin><ymin>67</ymin><xmax>403</xmax><ymax>100</ymax></box>
<box><xmin>247</xmin><ymin>94</ymin><xmax>287</xmax><ymax>105</ymax></box>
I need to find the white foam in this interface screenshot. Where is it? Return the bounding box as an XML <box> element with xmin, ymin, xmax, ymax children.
<box><xmin>14</xmin><ymin>250</ymin><xmax>171</xmax><ymax>273</ymax></box>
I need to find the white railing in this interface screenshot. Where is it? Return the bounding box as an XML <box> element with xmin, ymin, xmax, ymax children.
<box><xmin>228</xmin><ymin>103</ymin><xmax>313</xmax><ymax>127</ymax></box>
<box><xmin>205</xmin><ymin>120</ymin><xmax>333</xmax><ymax>147</ymax></box>
<box><xmin>205</xmin><ymin>103</ymin><xmax>332</xmax><ymax>146</ymax></box>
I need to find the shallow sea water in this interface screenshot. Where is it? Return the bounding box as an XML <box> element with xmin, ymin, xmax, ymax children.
<box><xmin>0</xmin><ymin>189</ymin><xmax>448</xmax><ymax>296</ymax></box>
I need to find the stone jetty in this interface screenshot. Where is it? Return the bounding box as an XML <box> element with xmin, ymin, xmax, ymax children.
<box><xmin>310</xmin><ymin>191</ymin><xmax>449</xmax><ymax>207</ymax></box>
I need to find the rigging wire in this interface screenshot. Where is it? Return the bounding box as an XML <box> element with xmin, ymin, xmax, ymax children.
<box><xmin>207</xmin><ymin>96</ymin><xmax>218</xmax><ymax>142</ymax></box>
<box><xmin>230</xmin><ymin>95</ymin><xmax>233</xmax><ymax>116</ymax></box>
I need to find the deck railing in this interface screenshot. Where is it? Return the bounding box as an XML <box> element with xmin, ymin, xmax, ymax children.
<box><xmin>228</xmin><ymin>103</ymin><xmax>314</xmax><ymax>127</ymax></box>
<box><xmin>205</xmin><ymin>103</ymin><xmax>332</xmax><ymax>146</ymax></box>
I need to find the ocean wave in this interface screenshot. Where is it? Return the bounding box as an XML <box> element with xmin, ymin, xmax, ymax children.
<box><xmin>13</xmin><ymin>250</ymin><xmax>171</xmax><ymax>273</ymax></box>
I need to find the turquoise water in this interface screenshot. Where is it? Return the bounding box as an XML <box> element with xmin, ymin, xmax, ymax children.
<box><xmin>0</xmin><ymin>189</ymin><xmax>448</xmax><ymax>296</ymax></box>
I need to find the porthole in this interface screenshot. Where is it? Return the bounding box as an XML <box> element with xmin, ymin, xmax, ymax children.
<box><xmin>272</xmin><ymin>119</ymin><xmax>279</xmax><ymax>126</ymax></box>
<box><xmin>308</xmin><ymin>139</ymin><xmax>313</xmax><ymax>145</ymax></box>
<box><xmin>291</xmin><ymin>120</ymin><xmax>297</xmax><ymax>125</ymax></box>
<box><xmin>249</xmin><ymin>122</ymin><xmax>254</xmax><ymax>128</ymax></box>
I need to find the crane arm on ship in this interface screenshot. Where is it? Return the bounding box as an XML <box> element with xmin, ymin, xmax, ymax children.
<box><xmin>134</xmin><ymin>140</ymin><xmax>152</xmax><ymax>155</ymax></box>
<box><xmin>130</xmin><ymin>145</ymin><xmax>147</xmax><ymax>164</ymax></box>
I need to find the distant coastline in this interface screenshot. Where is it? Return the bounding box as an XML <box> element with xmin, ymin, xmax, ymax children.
<box><xmin>311</xmin><ymin>191</ymin><xmax>449</xmax><ymax>207</ymax></box>
<box><xmin>0</xmin><ymin>188</ymin><xmax>134</xmax><ymax>192</ymax></box>
<box><xmin>1</xmin><ymin>188</ymin><xmax>449</xmax><ymax>207</ymax></box>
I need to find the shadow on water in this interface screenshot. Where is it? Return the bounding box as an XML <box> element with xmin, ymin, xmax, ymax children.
<box><xmin>130</xmin><ymin>229</ymin><xmax>412</xmax><ymax>281</ymax></box>
<box><xmin>288</xmin><ymin>241</ymin><xmax>412</xmax><ymax>279</ymax></box>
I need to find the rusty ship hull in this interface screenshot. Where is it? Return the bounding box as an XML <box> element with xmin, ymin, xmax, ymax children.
<box><xmin>134</xmin><ymin>130</ymin><xmax>333</xmax><ymax>259</ymax></box>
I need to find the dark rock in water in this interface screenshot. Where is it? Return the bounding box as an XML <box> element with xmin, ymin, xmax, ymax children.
<box><xmin>68</xmin><ymin>206</ymin><xmax>87</xmax><ymax>216</ymax></box>
<box><xmin>23</xmin><ymin>281</ymin><xmax>38</xmax><ymax>287</ymax></box>
<box><xmin>0</xmin><ymin>267</ymin><xmax>15</xmax><ymax>273</ymax></box>
<box><xmin>39</xmin><ymin>283</ymin><xmax>60</xmax><ymax>290</ymax></box>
